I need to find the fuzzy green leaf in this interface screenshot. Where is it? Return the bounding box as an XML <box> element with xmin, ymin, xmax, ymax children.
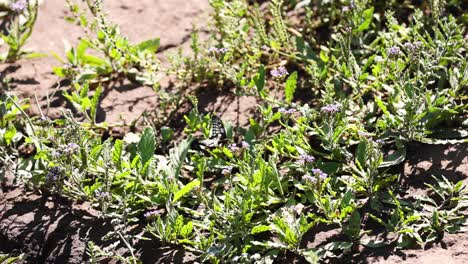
<box><xmin>137</xmin><ymin>38</ymin><xmax>160</xmax><ymax>53</ymax></box>
<box><xmin>173</xmin><ymin>179</ymin><xmax>200</xmax><ymax>203</ymax></box>
<box><xmin>285</xmin><ymin>71</ymin><xmax>298</xmax><ymax>104</ymax></box>
<box><xmin>138</xmin><ymin>127</ymin><xmax>156</xmax><ymax>166</ymax></box>
<box><xmin>112</xmin><ymin>139</ymin><xmax>123</xmax><ymax>170</ymax></box>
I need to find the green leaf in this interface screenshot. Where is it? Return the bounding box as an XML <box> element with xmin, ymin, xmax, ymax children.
<box><xmin>380</xmin><ymin>145</ymin><xmax>406</xmax><ymax>167</ymax></box>
<box><xmin>251</xmin><ymin>225</ymin><xmax>271</xmax><ymax>235</ymax></box>
<box><xmin>285</xmin><ymin>71</ymin><xmax>298</xmax><ymax>104</ymax></box>
<box><xmin>301</xmin><ymin>248</ymin><xmax>320</xmax><ymax>264</ymax></box>
<box><xmin>360</xmin><ymin>238</ymin><xmax>386</xmax><ymax>248</ymax></box>
<box><xmin>173</xmin><ymin>179</ymin><xmax>200</xmax><ymax>202</ymax></box>
<box><xmin>4</xmin><ymin>124</ymin><xmax>16</xmax><ymax>145</ymax></box>
<box><xmin>138</xmin><ymin>127</ymin><xmax>156</xmax><ymax>166</ymax></box>
<box><xmin>375</xmin><ymin>96</ymin><xmax>389</xmax><ymax>116</ymax></box>
<box><xmin>253</xmin><ymin>64</ymin><xmax>266</xmax><ymax>95</ymax></box>
<box><xmin>356</xmin><ymin>140</ymin><xmax>367</xmax><ymax>169</ymax></box>
<box><xmin>344</xmin><ymin>210</ymin><xmax>361</xmax><ymax>239</ymax></box>
<box><xmin>90</xmin><ymin>86</ymin><xmax>102</xmax><ymax>123</ymax></box>
<box><xmin>319</xmin><ymin>50</ymin><xmax>329</xmax><ymax>63</ymax></box>
<box><xmin>112</xmin><ymin>139</ymin><xmax>123</xmax><ymax>170</ymax></box>
<box><xmin>356</xmin><ymin>7</ymin><xmax>374</xmax><ymax>32</ymax></box>
<box><xmin>180</xmin><ymin>221</ymin><xmax>193</xmax><ymax>238</ymax></box>
<box><xmin>137</xmin><ymin>38</ymin><xmax>160</xmax><ymax>53</ymax></box>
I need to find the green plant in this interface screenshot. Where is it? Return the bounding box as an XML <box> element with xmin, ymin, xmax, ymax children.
<box><xmin>53</xmin><ymin>0</ymin><xmax>161</xmax><ymax>87</ymax></box>
<box><xmin>0</xmin><ymin>0</ymin><xmax>40</xmax><ymax>62</ymax></box>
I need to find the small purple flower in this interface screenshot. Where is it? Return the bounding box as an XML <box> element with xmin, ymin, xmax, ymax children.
<box><xmin>240</xmin><ymin>141</ymin><xmax>250</xmax><ymax>149</ymax></box>
<box><xmin>228</xmin><ymin>143</ymin><xmax>240</xmax><ymax>153</ymax></box>
<box><xmin>293</xmin><ymin>203</ymin><xmax>305</xmax><ymax>215</ymax></box>
<box><xmin>208</xmin><ymin>47</ymin><xmax>219</xmax><ymax>53</ymax></box>
<box><xmin>358</xmin><ymin>131</ymin><xmax>371</xmax><ymax>138</ymax></box>
<box><xmin>312</xmin><ymin>168</ymin><xmax>328</xmax><ymax>179</ymax></box>
<box><xmin>321</xmin><ymin>103</ymin><xmax>342</xmax><ymax>114</ymax></box>
<box><xmin>271</xmin><ymin>66</ymin><xmax>288</xmax><ymax>79</ymax></box>
<box><xmin>298</xmin><ymin>154</ymin><xmax>315</xmax><ymax>165</ymax></box>
<box><xmin>10</xmin><ymin>0</ymin><xmax>27</xmax><ymax>12</ymax></box>
<box><xmin>342</xmin><ymin>6</ymin><xmax>351</xmax><ymax>12</ymax></box>
<box><xmin>375</xmin><ymin>139</ymin><xmax>385</xmax><ymax>145</ymax></box>
<box><xmin>302</xmin><ymin>174</ymin><xmax>316</xmax><ymax>184</ymax></box>
<box><xmin>62</xmin><ymin>143</ymin><xmax>79</xmax><ymax>154</ymax></box>
<box><xmin>144</xmin><ymin>210</ymin><xmax>160</xmax><ymax>220</ymax></box>
<box><xmin>403</xmin><ymin>42</ymin><xmax>414</xmax><ymax>50</ymax></box>
<box><xmin>208</xmin><ymin>47</ymin><xmax>228</xmax><ymax>54</ymax></box>
<box><xmin>221</xmin><ymin>166</ymin><xmax>233</xmax><ymax>176</ymax></box>
<box><xmin>279</xmin><ymin>108</ymin><xmax>297</xmax><ymax>115</ymax></box>
<box><xmin>51</xmin><ymin>150</ymin><xmax>61</xmax><ymax>159</ymax></box>
<box><xmin>387</xmin><ymin>46</ymin><xmax>401</xmax><ymax>58</ymax></box>
<box><xmin>95</xmin><ymin>190</ymin><xmax>111</xmax><ymax>199</ymax></box>
<box><xmin>46</xmin><ymin>166</ymin><xmax>62</xmax><ymax>185</ymax></box>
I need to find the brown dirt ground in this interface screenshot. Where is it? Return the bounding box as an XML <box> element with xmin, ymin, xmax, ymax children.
<box><xmin>1</xmin><ymin>0</ymin><xmax>467</xmax><ymax>263</ymax></box>
<box><xmin>1</xmin><ymin>0</ymin><xmax>260</xmax><ymax>129</ymax></box>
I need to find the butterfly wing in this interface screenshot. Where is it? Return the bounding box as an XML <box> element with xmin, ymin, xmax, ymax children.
<box><xmin>210</xmin><ymin>115</ymin><xmax>226</xmax><ymax>140</ymax></box>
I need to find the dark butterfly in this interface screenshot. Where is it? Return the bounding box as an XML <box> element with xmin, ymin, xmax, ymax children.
<box><xmin>192</xmin><ymin>114</ymin><xmax>227</xmax><ymax>151</ymax></box>
<box><xmin>209</xmin><ymin>115</ymin><xmax>226</xmax><ymax>140</ymax></box>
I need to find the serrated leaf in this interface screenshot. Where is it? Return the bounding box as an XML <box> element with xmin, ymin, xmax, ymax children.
<box><xmin>356</xmin><ymin>140</ymin><xmax>367</xmax><ymax>169</ymax></box>
<box><xmin>137</xmin><ymin>38</ymin><xmax>160</xmax><ymax>53</ymax></box>
<box><xmin>170</xmin><ymin>136</ymin><xmax>193</xmax><ymax>180</ymax></box>
<box><xmin>357</xmin><ymin>7</ymin><xmax>374</xmax><ymax>32</ymax></box>
<box><xmin>112</xmin><ymin>139</ymin><xmax>123</xmax><ymax>170</ymax></box>
<box><xmin>173</xmin><ymin>179</ymin><xmax>200</xmax><ymax>203</ymax></box>
<box><xmin>254</xmin><ymin>64</ymin><xmax>266</xmax><ymax>94</ymax></box>
<box><xmin>380</xmin><ymin>145</ymin><xmax>406</xmax><ymax>167</ymax></box>
<box><xmin>285</xmin><ymin>71</ymin><xmax>298</xmax><ymax>104</ymax></box>
<box><xmin>90</xmin><ymin>86</ymin><xmax>102</xmax><ymax>123</ymax></box>
<box><xmin>138</xmin><ymin>127</ymin><xmax>156</xmax><ymax>166</ymax></box>
<box><xmin>251</xmin><ymin>225</ymin><xmax>271</xmax><ymax>235</ymax></box>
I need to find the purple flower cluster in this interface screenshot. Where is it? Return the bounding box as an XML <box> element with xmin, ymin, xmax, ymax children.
<box><xmin>404</xmin><ymin>41</ymin><xmax>422</xmax><ymax>51</ymax></box>
<box><xmin>46</xmin><ymin>166</ymin><xmax>62</xmax><ymax>184</ymax></box>
<box><xmin>375</xmin><ymin>139</ymin><xmax>385</xmax><ymax>145</ymax></box>
<box><xmin>271</xmin><ymin>66</ymin><xmax>288</xmax><ymax>79</ymax></box>
<box><xmin>342</xmin><ymin>6</ymin><xmax>352</xmax><ymax>12</ymax></box>
<box><xmin>302</xmin><ymin>174</ymin><xmax>316</xmax><ymax>184</ymax></box>
<box><xmin>144</xmin><ymin>210</ymin><xmax>161</xmax><ymax>220</ymax></box>
<box><xmin>208</xmin><ymin>47</ymin><xmax>229</xmax><ymax>54</ymax></box>
<box><xmin>298</xmin><ymin>154</ymin><xmax>315</xmax><ymax>165</ymax></box>
<box><xmin>228</xmin><ymin>141</ymin><xmax>250</xmax><ymax>154</ymax></box>
<box><xmin>221</xmin><ymin>166</ymin><xmax>233</xmax><ymax>176</ymax></box>
<box><xmin>321</xmin><ymin>103</ymin><xmax>342</xmax><ymax>114</ymax></box>
<box><xmin>387</xmin><ymin>46</ymin><xmax>401</xmax><ymax>58</ymax></box>
<box><xmin>358</xmin><ymin>131</ymin><xmax>371</xmax><ymax>138</ymax></box>
<box><xmin>95</xmin><ymin>190</ymin><xmax>111</xmax><ymax>199</ymax></box>
<box><xmin>240</xmin><ymin>141</ymin><xmax>250</xmax><ymax>149</ymax></box>
<box><xmin>51</xmin><ymin>150</ymin><xmax>61</xmax><ymax>158</ymax></box>
<box><xmin>10</xmin><ymin>0</ymin><xmax>27</xmax><ymax>12</ymax></box>
<box><xmin>312</xmin><ymin>168</ymin><xmax>328</xmax><ymax>179</ymax></box>
<box><xmin>62</xmin><ymin>143</ymin><xmax>79</xmax><ymax>155</ymax></box>
<box><xmin>404</xmin><ymin>41</ymin><xmax>422</xmax><ymax>62</ymax></box>
<box><xmin>278</xmin><ymin>107</ymin><xmax>297</xmax><ymax>115</ymax></box>
<box><xmin>228</xmin><ymin>143</ymin><xmax>240</xmax><ymax>153</ymax></box>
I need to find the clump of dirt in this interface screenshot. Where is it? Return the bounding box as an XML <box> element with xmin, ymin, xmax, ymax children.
<box><xmin>0</xmin><ymin>184</ymin><xmax>111</xmax><ymax>263</ymax></box>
